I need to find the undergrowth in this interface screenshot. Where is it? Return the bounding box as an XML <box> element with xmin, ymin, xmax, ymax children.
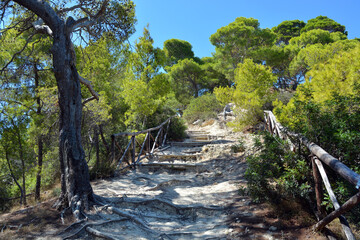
<box><xmin>244</xmin><ymin>132</ymin><xmax>312</xmax><ymax>204</ymax></box>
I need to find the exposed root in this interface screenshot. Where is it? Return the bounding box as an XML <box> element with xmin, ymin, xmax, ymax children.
<box><xmin>62</xmin><ymin>219</ymin><xmax>127</xmax><ymax>239</ymax></box>
<box><xmin>85</xmin><ymin>226</ymin><xmax>117</xmax><ymax>240</ymax></box>
<box><xmin>118</xmin><ymin>197</ymin><xmax>224</xmax><ymax>212</ymax></box>
<box><xmin>106</xmin><ymin>206</ymin><xmax>155</xmax><ymax>233</ymax></box>
<box><xmin>148</xmin><ymin>179</ymin><xmax>192</xmax><ymax>191</ymax></box>
<box><xmin>58</xmin><ymin>219</ymin><xmax>85</xmax><ymax>235</ymax></box>
<box><xmin>61</xmin><ymin>207</ymin><xmax>71</xmax><ymax>224</ymax></box>
<box><xmin>92</xmin><ymin>194</ymin><xmax>110</xmax><ymax>206</ymax></box>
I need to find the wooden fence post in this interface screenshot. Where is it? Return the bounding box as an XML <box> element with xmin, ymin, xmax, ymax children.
<box><xmin>131</xmin><ymin>136</ymin><xmax>136</xmax><ymax>164</ymax></box>
<box><xmin>111</xmin><ymin>135</ymin><xmax>115</xmax><ymax>162</ymax></box>
<box><xmin>311</xmin><ymin>155</ymin><xmax>325</xmax><ymax>218</ymax></box>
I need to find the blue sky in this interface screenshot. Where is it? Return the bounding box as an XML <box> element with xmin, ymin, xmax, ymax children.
<box><xmin>130</xmin><ymin>0</ymin><xmax>360</xmax><ymax>58</ymax></box>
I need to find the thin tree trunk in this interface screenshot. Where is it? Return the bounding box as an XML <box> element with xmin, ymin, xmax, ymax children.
<box><xmin>99</xmin><ymin>125</ymin><xmax>110</xmax><ymax>155</ymax></box>
<box><xmin>12</xmin><ymin>120</ymin><xmax>27</xmax><ymax>206</ymax></box>
<box><xmin>5</xmin><ymin>151</ymin><xmax>23</xmax><ymax>205</ymax></box>
<box><xmin>35</xmin><ymin>135</ymin><xmax>43</xmax><ymax>201</ymax></box>
<box><xmin>34</xmin><ymin>62</ymin><xmax>43</xmax><ymax>201</ymax></box>
<box><xmin>94</xmin><ymin>125</ymin><xmax>100</xmax><ymax>169</ymax></box>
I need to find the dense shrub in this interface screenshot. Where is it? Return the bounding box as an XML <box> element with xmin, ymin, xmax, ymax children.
<box><xmin>167</xmin><ymin>117</ymin><xmax>187</xmax><ymax>141</ymax></box>
<box><xmin>245</xmin><ymin>133</ymin><xmax>311</xmax><ymax>203</ymax></box>
<box><xmin>183</xmin><ymin>93</ymin><xmax>222</xmax><ymax>123</ymax></box>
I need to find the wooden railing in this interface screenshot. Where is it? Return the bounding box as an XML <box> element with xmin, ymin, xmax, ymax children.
<box><xmin>110</xmin><ymin>117</ymin><xmax>172</xmax><ymax>169</ymax></box>
<box><xmin>264</xmin><ymin>110</ymin><xmax>360</xmax><ymax>240</ymax></box>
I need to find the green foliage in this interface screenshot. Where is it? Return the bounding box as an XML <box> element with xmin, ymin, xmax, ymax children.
<box><xmin>210</xmin><ymin>17</ymin><xmax>276</xmax><ymax>81</ymax></box>
<box><xmin>230</xmin><ymin>138</ymin><xmax>246</xmax><ymax>153</ymax></box>
<box><xmin>167</xmin><ymin>117</ymin><xmax>187</xmax><ymax>141</ymax></box>
<box><xmin>272</xmin><ymin>20</ymin><xmax>305</xmax><ymax>44</ymax></box>
<box><xmin>168</xmin><ymin>58</ymin><xmax>205</xmax><ymax>104</ymax></box>
<box><xmin>163</xmin><ymin>39</ymin><xmax>195</xmax><ymax>67</ymax></box>
<box><xmin>300</xmin><ymin>15</ymin><xmax>347</xmax><ymax>36</ymax></box>
<box><xmin>245</xmin><ymin>133</ymin><xmax>311</xmax><ymax>203</ymax></box>
<box><xmin>215</xmin><ymin>59</ymin><xmax>277</xmax><ymax>130</ymax></box>
<box><xmin>183</xmin><ymin>93</ymin><xmax>222</xmax><ymax>123</ymax></box>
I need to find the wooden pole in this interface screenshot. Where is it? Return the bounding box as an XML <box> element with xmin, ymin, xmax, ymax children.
<box><xmin>131</xmin><ymin>136</ymin><xmax>136</xmax><ymax>164</ymax></box>
<box><xmin>136</xmin><ymin>132</ymin><xmax>149</xmax><ymax>163</ymax></box>
<box><xmin>315</xmin><ymin>191</ymin><xmax>360</xmax><ymax>240</ymax></box>
<box><xmin>116</xmin><ymin>140</ymin><xmax>132</xmax><ymax>169</ymax></box>
<box><xmin>314</xmin><ymin>159</ymin><xmax>356</xmax><ymax>239</ymax></box>
<box><xmin>148</xmin><ymin>131</ymin><xmax>151</xmax><ymax>154</ymax></box>
<box><xmin>311</xmin><ymin>156</ymin><xmax>325</xmax><ymax>218</ymax></box>
<box><xmin>162</xmin><ymin>119</ymin><xmax>171</xmax><ymax>146</ymax></box>
<box><xmin>151</xmin><ymin>128</ymin><xmax>162</xmax><ymax>154</ymax></box>
<box><xmin>111</xmin><ymin>135</ymin><xmax>115</xmax><ymax>162</ymax></box>
<box><xmin>264</xmin><ymin>111</ymin><xmax>360</xmax><ymax>188</ymax></box>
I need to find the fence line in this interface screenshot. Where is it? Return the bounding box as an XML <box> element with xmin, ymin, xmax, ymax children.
<box><xmin>264</xmin><ymin>110</ymin><xmax>358</xmax><ymax>240</ymax></box>
<box><xmin>111</xmin><ymin>117</ymin><xmax>173</xmax><ymax>169</ymax></box>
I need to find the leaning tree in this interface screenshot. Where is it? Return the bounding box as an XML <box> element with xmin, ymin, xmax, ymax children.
<box><xmin>0</xmin><ymin>0</ymin><xmax>136</xmax><ymax>219</ymax></box>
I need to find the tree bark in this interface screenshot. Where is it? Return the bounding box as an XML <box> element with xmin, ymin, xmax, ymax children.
<box><xmin>94</xmin><ymin>125</ymin><xmax>100</xmax><ymax>170</ymax></box>
<box><xmin>52</xmin><ymin>19</ymin><xmax>94</xmax><ymax>214</ymax></box>
<box><xmin>34</xmin><ymin>62</ymin><xmax>43</xmax><ymax>201</ymax></box>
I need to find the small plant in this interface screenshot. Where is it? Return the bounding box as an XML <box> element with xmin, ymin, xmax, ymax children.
<box><xmin>51</xmin><ymin>187</ymin><xmax>61</xmax><ymax>198</ymax></box>
<box><xmin>231</xmin><ymin>138</ymin><xmax>246</xmax><ymax>153</ymax></box>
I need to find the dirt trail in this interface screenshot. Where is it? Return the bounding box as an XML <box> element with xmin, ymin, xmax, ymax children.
<box><xmin>0</xmin><ymin>118</ymin><xmax>327</xmax><ymax>239</ymax></box>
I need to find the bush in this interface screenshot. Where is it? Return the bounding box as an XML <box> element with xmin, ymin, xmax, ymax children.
<box><xmin>167</xmin><ymin>117</ymin><xmax>187</xmax><ymax>141</ymax></box>
<box><xmin>231</xmin><ymin>138</ymin><xmax>246</xmax><ymax>153</ymax></box>
<box><xmin>244</xmin><ymin>133</ymin><xmax>311</xmax><ymax>203</ymax></box>
<box><xmin>183</xmin><ymin>93</ymin><xmax>222</xmax><ymax>123</ymax></box>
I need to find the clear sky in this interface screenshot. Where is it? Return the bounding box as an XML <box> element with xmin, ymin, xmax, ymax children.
<box><xmin>129</xmin><ymin>0</ymin><xmax>360</xmax><ymax>58</ymax></box>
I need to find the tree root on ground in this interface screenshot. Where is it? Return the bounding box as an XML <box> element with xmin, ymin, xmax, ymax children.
<box><xmin>148</xmin><ymin>179</ymin><xmax>193</xmax><ymax>191</ymax></box>
<box><xmin>62</xmin><ymin>219</ymin><xmax>127</xmax><ymax>239</ymax></box>
<box><xmin>56</xmin><ymin>193</ymin><xmax>223</xmax><ymax>239</ymax></box>
<box><xmin>116</xmin><ymin>197</ymin><xmax>224</xmax><ymax>212</ymax></box>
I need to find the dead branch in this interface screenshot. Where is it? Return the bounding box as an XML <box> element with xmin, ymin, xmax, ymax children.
<box><xmin>82</xmin><ymin>96</ymin><xmax>96</xmax><ymax>105</ymax></box>
<box><xmin>78</xmin><ymin>74</ymin><xmax>99</xmax><ymax>100</ymax></box>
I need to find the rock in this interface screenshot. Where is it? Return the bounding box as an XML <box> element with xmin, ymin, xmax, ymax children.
<box><xmin>269</xmin><ymin>226</ymin><xmax>277</xmax><ymax>231</ymax></box>
<box><xmin>193</xmin><ymin>119</ymin><xmax>201</xmax><ymax>125</ymax></box>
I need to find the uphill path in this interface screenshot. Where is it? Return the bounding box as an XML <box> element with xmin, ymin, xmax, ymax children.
<box><xmin>0</xmin><ymin>118</ymin><xmax>327</xmax><ymax>240</ymax></box>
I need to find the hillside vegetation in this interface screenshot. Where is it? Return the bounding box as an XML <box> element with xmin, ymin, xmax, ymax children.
<box><xmin>1</xmin><ymin>1</ymin><xmax>360</xmax><ymax>235</ymax></box>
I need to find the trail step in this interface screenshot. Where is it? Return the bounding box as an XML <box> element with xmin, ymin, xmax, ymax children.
<box><xmin>152</xmin><ymin>154</ymin><xmax>199</xmax><ymax>161</ymax></box>
<box><xmin>139</xmin><ymin>162</ymin><xmax>204</xmax><ymax>170</ymax></box>
<box><xmin>187</xmin><ymin>130</ymin><xmax>209</xmax><ymax>134</ymax></box>
<box><xmin>170</xmin><ymin>141</ymin><xmax>211</xmax><ymax>147</ymax></box>
<box><xmin>190</xmin><ymin>135</ymin><xmax>210</xmax><ymax>141</ymax></box>
<box><xmin>183</xmin><ymin>147</ymin><xmax>202</xmax><ymax>153</ymax></box>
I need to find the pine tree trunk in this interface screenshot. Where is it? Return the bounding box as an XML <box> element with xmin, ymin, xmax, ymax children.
<box><xmin>52</xmin><ymin>20</ymin><xmax>93</xmax><ymax>215</ymax></box>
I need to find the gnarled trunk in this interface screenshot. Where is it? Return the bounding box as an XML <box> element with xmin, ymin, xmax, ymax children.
<box><xmin>52</xmin><ymin>20</ymin><xmax>93</xmax><ymax>215</ymax></box>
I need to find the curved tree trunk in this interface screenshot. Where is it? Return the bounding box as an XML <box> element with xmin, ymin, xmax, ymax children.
<box><xmin>52</xmin><ymin>20</ymin><xmax>94</xmax><ymax>215</ymax></box>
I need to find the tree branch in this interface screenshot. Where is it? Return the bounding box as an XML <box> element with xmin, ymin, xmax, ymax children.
<box><xmin>69</xmin><ymin>0</ymin><xmax>110</xmax><ymax>32</ymax></box>
<box><xmin>12</xmin><ymin>0</ymin><xmax>60</xmax><ymax>32</ymax></box>
<box><xmin>0</xmin><ymin>32</ymin><xmax>35</xmax><ymax>73</ymax></box>
<box><xmin>32</xmin><ymin>19</ymin><xmax>53</xmax><ymax>36</ymax></box>
<box><xmin>82</xmin><ymin>96</ymin><xmax>96</xmax><ymax>106</ymax></box>
<box><xmin>78</xmin><ymin>74</ymin><xmax>99</xmax><ymax>100</ymax></box>
<box><xmin>57</xmin><ymin>4</ymin><xmax>83</xmax><ymax>14</ymax></box>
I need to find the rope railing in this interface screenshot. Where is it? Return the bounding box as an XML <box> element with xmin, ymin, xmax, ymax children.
<box><xmin>111</xmin><ymin>117</ymin><xmax>173</xmax><ymax>170</ymax></box>
<box><xmin>264</xmin><ymin>110</ymin><xmax>359</xmax><ymax>240</ymax></box>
